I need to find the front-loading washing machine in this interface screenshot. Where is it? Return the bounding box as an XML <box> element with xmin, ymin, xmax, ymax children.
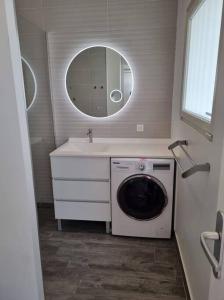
<box><xmin>111</xmin><ymin>158</ymin><xmax>175</xmax><ymax>238</ymax></box>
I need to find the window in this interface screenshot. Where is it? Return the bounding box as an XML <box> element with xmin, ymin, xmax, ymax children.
<box><xmin>181</xmin><ymin>0</ymin><xmax>223</xmax><ymax>140</ymax></box>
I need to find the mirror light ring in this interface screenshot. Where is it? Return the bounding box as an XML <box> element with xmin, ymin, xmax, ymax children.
<box><xmin>21</xmin><ymin>57</ymin><xmax>37</xmax><ymax>112</ymax></box>
<box><xmin>64</xmin><ymin>44</ymin><xmax>134</xmax><ymax>119</ymax></box>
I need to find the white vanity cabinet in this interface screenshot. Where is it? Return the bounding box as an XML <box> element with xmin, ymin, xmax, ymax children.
<box><xmin>50</xmin><ymin>156</ymin><xmax>111</xmax><ymax>231</ymax></box>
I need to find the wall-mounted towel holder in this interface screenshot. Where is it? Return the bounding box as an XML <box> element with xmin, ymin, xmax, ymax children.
<box><xmin>168</xmin><ymin>140</ymin><xmax>210</xmax><ymax>178</ymax></box>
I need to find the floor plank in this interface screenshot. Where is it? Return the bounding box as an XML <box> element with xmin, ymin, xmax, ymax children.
<box><xmin>38</xmin><ymin>207</ymin><xmax>187</xmax><ymax>300</ymax></box>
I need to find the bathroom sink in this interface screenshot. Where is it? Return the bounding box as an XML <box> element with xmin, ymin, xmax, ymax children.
<box><xmin>60</xmin><ymin>142</ymin><xmax>110</xmax><ymax>154</ymax></box>
<box><xmin>50</xmin><ymin>138</ymin><xmax>173</xmax><ymax>158</ymax></box>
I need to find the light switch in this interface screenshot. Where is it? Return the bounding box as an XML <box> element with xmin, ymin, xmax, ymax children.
<box><xmin>137</xmin><ymin>124</ymin><xmax>144</xmax><ymax>132</ymax></box>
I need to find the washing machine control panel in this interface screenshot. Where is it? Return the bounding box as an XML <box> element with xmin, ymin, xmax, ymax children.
<box><xmin>112</xmin><ymin>159</ymin><xmax>151</xmax><ymax>172</ymax></box>
<box><xmin>112</xmin><ymin>158</ymin><xmax>171</xmax><ymax>172</ymax></box>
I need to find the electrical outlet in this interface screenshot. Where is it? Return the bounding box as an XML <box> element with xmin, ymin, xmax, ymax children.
<box><xmin>137</xmin><ymin>124</ymin><xmax>144</xmax><ymax>132</ymax></box>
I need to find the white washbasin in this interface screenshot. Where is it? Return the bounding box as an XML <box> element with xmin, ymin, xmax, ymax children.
<box><xmin>61</xmin><ymin>142</ymin><xmax>110</xmax><ymax>154</ymax></box>
<box><xmin>50</xmin><ymin>138</ymin><xmax>173</xmax><ymax>158</ymax></box>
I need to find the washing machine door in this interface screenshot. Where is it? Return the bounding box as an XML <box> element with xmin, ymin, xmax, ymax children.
<box><xmin>117</xmin><ymin>174</ymin><xmax>168</xmax><ymax>220</ymax></box>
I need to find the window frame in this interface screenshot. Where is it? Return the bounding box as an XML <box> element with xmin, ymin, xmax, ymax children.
<box><xmin>180</xmin><ymin>0</ymin><xmax>224</xmax><ymax>141</ymax></box>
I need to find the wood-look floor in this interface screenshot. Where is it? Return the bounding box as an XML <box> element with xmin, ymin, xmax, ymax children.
<box><xmin>38</xmin><ymin>207</ymin><xmax>187</xmax><ymax>300</ymax></box>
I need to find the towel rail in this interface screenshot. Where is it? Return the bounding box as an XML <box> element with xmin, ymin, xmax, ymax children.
<box><xmin>168</xmin><ymin>140</ymin><xmax>210</xmax><ymax>178</ymax></box>
<box><xmin>170</xmin><ymin>149</ymin><xmax>184</xmax><ymax>172</ymax></box>
<box><xmin>168</xmin><ymin>140</ymin><xmax>188</xmax><ymax>150</ymax></box>
<box><xmin>182</xmin><ymin>163</ymin><xmax>210</xmax><ymax>178</ymax></box>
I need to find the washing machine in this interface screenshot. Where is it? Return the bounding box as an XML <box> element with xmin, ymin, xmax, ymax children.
<box><xmin>111</xmin><ymin>158</ymin><xmax>175</xmax><ymax>238</ymax></box>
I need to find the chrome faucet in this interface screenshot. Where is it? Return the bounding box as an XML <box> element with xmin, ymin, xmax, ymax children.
<box><xmin>87</xmin><ymin>128</ymin><xmax>93</xmax><ymax>143</ymax></box>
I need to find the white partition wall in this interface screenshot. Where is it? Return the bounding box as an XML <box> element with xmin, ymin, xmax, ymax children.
<box><xmin>0</xmin><ymin>1</ymin><xmax>44</xmax><ymax>299</ymax></box>
<box><xmin>171</xmin><ymin>1</ymin><xmax>224</xmax><ymax>300</ymax></box>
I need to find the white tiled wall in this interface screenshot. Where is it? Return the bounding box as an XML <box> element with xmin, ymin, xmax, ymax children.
<box><xmin>46</xmin><ymin>0</ymin><xmax>178</xmax><ymax>145</ymax></box>
<box><xmin>16</xmin><ymin>0</ymin><xmax>177</xmax><ymax>146</ymax></box>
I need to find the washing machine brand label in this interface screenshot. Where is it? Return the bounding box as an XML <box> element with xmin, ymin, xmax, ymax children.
<box><xmin>116</xmin><ymin>166</ymin><xmax>129</xmax><ymax>169</ymax></box>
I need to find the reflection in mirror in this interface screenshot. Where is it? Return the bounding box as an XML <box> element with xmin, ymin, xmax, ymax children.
<box><xmin>66</xmin><ymin>46</ymin><xmax>133</xmax><ymax>117</ymax></box>
<box><xmin>21</xmin><ymin>57</ymin><xmax>37</xmax><ymax>110</ymax></box>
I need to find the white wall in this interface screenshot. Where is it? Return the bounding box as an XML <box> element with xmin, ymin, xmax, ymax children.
<box><xmin>0</xmin><ymin>1</ymin><xmax>44</xmax><ymax>299</ymax></box>
<box><xmin>45</xmin><ymin>0</ymin><xmax>177</xmax><ymax>145</ymax></box>
<box><xmin>172</xmin><ymin>1</ymin><xmax>224</xmax><ymax>300</ymax></box>
<box><xmin>14</xmin><ymin>0</ymin><xmax>178</xmax><ymax>203</ymax></box>
<box><xmin>15</xmin><ymin>0</ymin><xmax>177</xmax><ymax>145</ymax></box>
<box><xmin>15</xmin><ymin>6</ymin><xmax>56</xmax><ymax>203</ymax></box>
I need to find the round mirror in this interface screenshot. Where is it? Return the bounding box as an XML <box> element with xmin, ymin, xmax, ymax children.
<box><xmin>21</xmin><ymin>58</ymin><xmax>37</xmax><ymax>110</ymax></box>
<box><xmin>66</xmin><ymin>46</ymin><xmax>133</xmax><ymax>118</ymax></box>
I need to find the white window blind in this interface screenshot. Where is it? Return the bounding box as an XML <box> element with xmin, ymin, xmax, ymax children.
<box><xmin>182</xmin><ymin>0</ymin><xmax>223</xmax><ymax>123</ymax></box>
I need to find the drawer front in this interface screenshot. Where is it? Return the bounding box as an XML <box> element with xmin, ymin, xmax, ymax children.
<box><xmin>51</xmin><ymin>156</ymin><xmax>110</xmax><ymax>180</ymax></box>
<box><xmin>54</xmin><ymin>201</ymin><xmax>111</xmax><ymax>221</ymax></box>
<box><xmin>52</xmin><ymin>180</ymin><xmax>110</xmax><ymax>202</ymax></box>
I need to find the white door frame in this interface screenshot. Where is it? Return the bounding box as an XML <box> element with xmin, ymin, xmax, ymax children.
<box><xmin>0</xmin><ymin>0</ymin><xmax>44</xmax><ymax>299</ymax></box>
<box><xmin>208</xmin><ymin>139</ymin><xmax>224</xmax><ymax>299</ymax></box>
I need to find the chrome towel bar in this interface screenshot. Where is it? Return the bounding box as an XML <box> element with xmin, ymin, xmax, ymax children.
<box><xmin>168</xmin><ymin>140</ymin><xmax>210</xmax><ymax>178</ymax></box>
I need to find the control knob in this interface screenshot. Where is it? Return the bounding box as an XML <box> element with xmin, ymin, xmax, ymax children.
<box><xmin>138</xmin><ymin>162</ymin><xmax>145</xmax><ymax>171</ymax></box>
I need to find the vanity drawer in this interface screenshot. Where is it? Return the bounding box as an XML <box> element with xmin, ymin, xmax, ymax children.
<box><xmin>52</xmin><ymin>180</ymin><xmax>110</xmax><ymax>202</ymax></box>
<box><xmin>51</xmin><ymin>157</ymin><xmax>110</xmax><ymax>180</ymax></box>
<box><xmin>54</xmin><ymin>201</ymin><xmax>111</xmax><ymax>221</ymax></box>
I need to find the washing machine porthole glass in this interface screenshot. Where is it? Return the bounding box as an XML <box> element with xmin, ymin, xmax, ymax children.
<box><xmin>117</xmin><ymin>175</ymin><xmax>168</xmax><ymax>220</ymax></box>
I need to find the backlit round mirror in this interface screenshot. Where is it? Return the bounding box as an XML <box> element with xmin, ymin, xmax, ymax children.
<box><xmin>66</xmin><ymin>46</ymin><xmax>133</xmax><ymax>118</ymax></box>
<box><xmin>21</xmin><ymin>57</ymin><xmax>37</xmax><ymax>111</ymax></box>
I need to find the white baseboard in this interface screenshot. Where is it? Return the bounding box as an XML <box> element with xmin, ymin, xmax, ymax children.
<box><xmin>175</xmin><ymin>232</ymin><xmax>194</xmax><ymax>300</ymax></box>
